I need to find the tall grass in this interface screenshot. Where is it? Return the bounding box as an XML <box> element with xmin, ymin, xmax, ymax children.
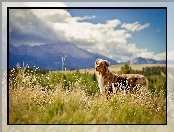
<box><xmin>9</xmin><ymin>67</ymin><xmax>166</xmax><ymax>124</ymax></box>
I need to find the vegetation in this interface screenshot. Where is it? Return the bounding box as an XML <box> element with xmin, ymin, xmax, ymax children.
<box><xmin>8</xmin><ymin>64</ymin><xmax>166</xmax><ymax>124</ymax></box>
<box><xmin>120</xmin><ymin>63</ymin><xmax>132</xmax><ymax>74</ymax></box>
<box><xmin>120</xmin><ymin>64</ymin><xmax>166</xmax><ymax>95</ymax></box>
<box><xmin>131</xmin><ymin>66</ymin><xmax>166</xmax><ymax>95</ymax></box>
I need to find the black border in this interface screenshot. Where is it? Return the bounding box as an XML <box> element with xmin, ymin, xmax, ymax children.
<box><xmin>7</xmin><ymin>6</ymin><xmax>167</xmax><ymax>125</ymax></box>
<box><xmin>7</xmin><ymin>7</ymin><xmax>10</xmax><ymax>125</ymax></box>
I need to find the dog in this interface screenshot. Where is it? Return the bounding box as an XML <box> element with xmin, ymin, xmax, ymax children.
<box><xmin>95</xmin><ymin>58</ymin><xmax>148</xmax><ymax>99</ymax></box>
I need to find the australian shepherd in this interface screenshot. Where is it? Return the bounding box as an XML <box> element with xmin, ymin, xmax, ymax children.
<box><xmin>95</xmin><ymin>59</ymin><xmax>148</xmax><ymax>99</ymax></box>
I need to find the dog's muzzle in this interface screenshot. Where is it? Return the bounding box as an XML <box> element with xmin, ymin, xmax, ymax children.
<box><xmin>95</xmin><ymin>66</ymin><xmax>101</xmax><ymax>72</ymax></box>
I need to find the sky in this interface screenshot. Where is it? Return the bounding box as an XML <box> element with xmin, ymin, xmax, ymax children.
<box><xmin>2</xmin><ymin>2</ymin><xmax>174</xmax><ymax>68</ymax></box>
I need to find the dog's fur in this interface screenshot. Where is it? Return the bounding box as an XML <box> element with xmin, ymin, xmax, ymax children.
<box><xmin>95</xmin><ymin>59</ymin><xmax>148</xmax><ymax>99</ymax></box>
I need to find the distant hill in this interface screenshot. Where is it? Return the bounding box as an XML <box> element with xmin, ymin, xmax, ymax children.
<box><xmin>128</xmin><ymin>57</ymin><xmax>166</xmax><ymax>65</ymax></box>
<box><xmin>9</xmin><ymin>42</ymin><xmax>118</xmax><ymax>70</ymax></box>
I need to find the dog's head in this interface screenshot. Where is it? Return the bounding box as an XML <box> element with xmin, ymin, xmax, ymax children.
<box><xmin>95</xmin><ymin>59</ymin><xmax>110</xmax><ymax>75</ymax></box>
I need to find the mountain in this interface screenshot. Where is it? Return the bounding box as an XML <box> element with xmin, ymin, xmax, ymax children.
<box><xmin>129</xmin><ymin>57</ymin><xmax>166</xmax><ymax>65</ymax></box>
<box><xmin>9</xmin><ymin>42</ymin><xmax>118</xmax><ymax>70</ymax></box>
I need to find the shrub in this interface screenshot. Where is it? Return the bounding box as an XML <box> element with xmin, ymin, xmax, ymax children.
<box><xmin>120</xmin><ymin>63</ymin><xmax>132</xmax><ymax>74</ymax></box>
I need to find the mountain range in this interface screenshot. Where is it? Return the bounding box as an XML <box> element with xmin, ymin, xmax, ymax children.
<box><xmin>9</xmin><ymin>42</ymin><xmax>118</xmax><ymax>70</ymax></box>
<box><xmin>9</xmin><ymin>42</ymin><xmax>166</xmax><ymax>70</ymax></box>
<box><xmin>128</xmin><ymin>57</ymin><xmax>166</xmax><ymax>65</ymax></box>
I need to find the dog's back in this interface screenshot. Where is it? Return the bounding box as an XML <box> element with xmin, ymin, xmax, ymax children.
<box><xmin>111</xmin><ymin>73</ymin><xmax>148</xmax><ymax>94</ymax></box>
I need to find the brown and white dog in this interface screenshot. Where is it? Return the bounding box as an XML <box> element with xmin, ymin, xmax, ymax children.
<box><xmin>95</xmin><ymin>58</ymin><xmax>148</xmax><ymax>99</ymax></box>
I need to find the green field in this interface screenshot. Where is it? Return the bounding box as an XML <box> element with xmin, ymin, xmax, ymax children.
<box><xmin>9</xmin><ymin>64</ymin><xmax>166</xmax><ymax>124</ymax></box>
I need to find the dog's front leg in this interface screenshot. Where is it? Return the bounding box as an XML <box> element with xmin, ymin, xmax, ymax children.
<box><xmin>105</xmin><ymin>84</ymin><xmax>112</xmax><ymax>100</ymax></box>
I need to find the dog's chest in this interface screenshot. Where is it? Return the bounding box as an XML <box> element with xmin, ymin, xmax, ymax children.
<box><xmin>98</xmin><ymin>74</ymin><xmax>104</xmax><ymax>87</ymax></box>
<box><xmin>97</xmin><ymin>74</ymin><xmax>105</xmax><ymax>95</ymax></box>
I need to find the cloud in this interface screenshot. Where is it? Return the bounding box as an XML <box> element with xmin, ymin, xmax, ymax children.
<box><xmin>51</xmin><ymin>18</ymin><xmax>124</xmax><ymax>45</ymax></box>
<box><xmin>153</xmin><ymin>52</ymin><xmax>166</xmax><ymax>60</ymax></box>
<box><xmin>31</xmin><ymin>9</ymin><xmax>71</xmax><ymax>23</ymax></box>
<box><xmin>127</xmin><ymin>43</ymin><xmax>166</xmax><ymax>60</ymax></box>
<box><xmin>106</xmin><ymin>19</ymin><xmax>122</xmax><ymax>28</ymax></box>
<box><xmin>75</xmin><ymin>15</ymin><xmax>96</xmax><ymax>21</ymax></box>
<box><xmin>121</xmin><ymin>21</ymin><xmax>150</xmax><ymax>32</ymax></box>
<box><xmin>7</xmin><ymin>6</ymin><xmax>165</xmax><ymax>63</ymax></box>
<box><xmin>2</xmin><ymin>2</ymin><xmax>67</xmax><ymax>68</ymax></box>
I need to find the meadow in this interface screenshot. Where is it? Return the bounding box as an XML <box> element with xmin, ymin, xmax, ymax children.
<box><xmin>8</xmin><ymin>64</ymin><xmax>166</xmax><ymax>124</ymax></box>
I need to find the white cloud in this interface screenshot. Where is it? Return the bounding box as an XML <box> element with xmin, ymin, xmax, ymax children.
<box><xmin>115</xmin><ymin>43</ymin><xmax>166</xmax><ymax>61</ymax></box>
<box><xmin>153</xmin><ymin>52</ymin><xmax>166</xmax><ymax>60</ymax></box>
<box><xmin>31</xmin><ymin>9</ymin><xmax>71</xmax><ymax>23</ymax></box>
<box><xmin>128</xmin><ymin>44</ymin><xmax>166</xmax><ymax>61</ymax></box>
<box><xmin>49</xmin><ymin>17</ymin><xmax>126</xmax><ymax>47</ymax></box>
<box><xmin>135</xmin><ymin>50</ymin><xmax>166</xmax><ymax>61</ymax></box>
<box><xmin>121</xmin><ymin>21</ymin><xmax>150</xmax><ymax>32</ymax></box>
<box><xmin>75</xmin><ymin>15</ymin><xmax>96</xmax><ymax>21</ymax></box>
<box><xmin>106</xmin><ymin>19</ymin><xmax>122</xmax><ymax>28</ymax></box>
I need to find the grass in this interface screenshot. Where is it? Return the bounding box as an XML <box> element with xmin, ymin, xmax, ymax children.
<box><xmin>8</xmin><ymin>66</ymin><xmax>166</xmax><ymax>124</ymax></box>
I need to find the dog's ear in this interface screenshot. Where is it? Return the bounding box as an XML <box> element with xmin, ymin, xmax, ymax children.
<box><xmin>104</xmin><ymin>60</ymin><xmax>110</xmax><ymax>67</ymax></box>
<box><xmin>95</xmin><ymin>58</ymin><xmax>101</xmax><ymax>65</ymax></box>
